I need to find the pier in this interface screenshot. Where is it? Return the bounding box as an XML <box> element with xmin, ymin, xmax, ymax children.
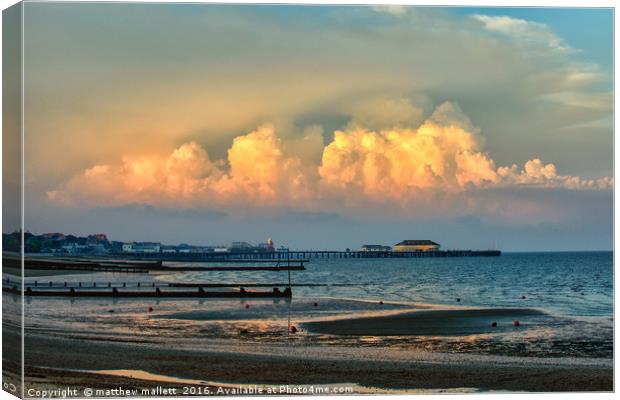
<box><xmin>108</xmin><ymin>249</ymin><xmax>501</xmax><ymax>261</ymax></box>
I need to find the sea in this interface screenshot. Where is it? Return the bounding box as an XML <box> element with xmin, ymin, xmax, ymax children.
<box><xmin>6</xmin><ymin>251</ymin><xmax>614</xmax><ymax>359</ymax></box>
<box><xmin>173</xmin><ymin>251</ymin><xmax>613</xmax><ymax>317</ymax></box>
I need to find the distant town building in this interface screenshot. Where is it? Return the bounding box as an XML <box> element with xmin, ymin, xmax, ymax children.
<box><xmin>91</xmin><ymin>243</ymin><xmax>107</xmax><ymax>254</ymax></box>
<box><xmin>194</xmin><ymin>246</ymin><xmax>214</xmax><ymax>253</ymax></box>
<box><xmin>393</xmin><ymin>240</ymin><xmax>440</xmax><ymax>252</ymax></box>
<box><xmin>172</xmin><ymin>244</ymin><xmax>214</xmax><ymax>253</ymax></box>
<box><xmin>11</xmin><ymin>230</ymin><xmax>294</xmax><ymax>257</ymax></box>
<box><xmin>134</xmin><ymin>242</ymin><xmax>161</xmax><ymax>253</ymax></box>
<box><xmin>88</xmin><ymin>233</ymin><xmax>108</xmax><ymax>242</ymax></box>
<box><xmin>122</xmin><ymin>242</ymin><xmax>134</xmax><ymax>253</ymax></box>
<box><xmin>110</xmin><ymin>241</ymin><xmax>124</xmax><ymax>253</ymax></box>
<box><xmin>60</xmin><ymin>243</ymin><xmax>90</xmax><ymax>254</ymax></box>
<box><xmin>61</xmin><ymin>243</ymin><xmax>78</xmax><ymax>253</ymax></box>
<box><xmin>176</xmin><ymin>244</ymin><xmax>192</xmax><ymax>253</ymax></box>
<box><xmin>361</xmin><ymin>244</ymin><xmax>392</xmax><ymax>252</ymax></box>
<box><xmin>161</xmin><ymin>245</ymin><xmax>177</xmax><ymax>254</ymax></box>
<box><xmin>122</xmin><ymin>242</ymin><xmax>161</xmax><ymax>253</ymax></box>
<box><xmin>256</xmin><ymin>238</ymin><xmax>275</xmax><ymax>252</ymax></box>
<box><xmin>41</xmin><ymin>232</ymin><xmax>66</xmax><ymax>241</ymax></box>
<box><xmin>230</xmin><ymin>241</ymin><xmax>254</xmax><ymax>251</ymax></box>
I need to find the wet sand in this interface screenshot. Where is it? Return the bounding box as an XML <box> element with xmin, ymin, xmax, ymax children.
<box><xmin>5</xmin><ymin>366</ymin><xmax>226</xmax><ymax>398</ymax></box>
<box><xmin>4</xmin><ymin>325</ymin><xmax>613</xmax><ymax>393</ymax></box>
<box><xmin>302</xmin><ymin>308</ymin><xmax>545</xmax><ymax>336</ymax></box>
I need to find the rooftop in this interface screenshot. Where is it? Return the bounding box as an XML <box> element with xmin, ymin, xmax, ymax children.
<box><xmin>394</xmin><ymin>240</ymin><xmax>440</xmax><ymax>246</ymax></box>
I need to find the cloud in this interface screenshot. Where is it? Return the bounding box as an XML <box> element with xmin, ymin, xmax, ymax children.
<box><xmin>370</xmin><ymin>5</ymin><xmax>409</xmax><ymax>16</ymax></box>
<box><xmin>48</xmin><ymin>101</ymin><xmax>612</xmax><ymax>213</ymax></box>
<box><xmin>497</xmin><ymin>159</ymin><xmax>613</xmax><ymax>190</ymax></box>
<box><xmin>319</xmin><ymin>102</ymin><xmax>497</xmax><ymax>199</ymax></box>
<box><xmin>472</xmin><ymin>14</ymin><xmax>571</xmax><ymax>53</ymax></box>
<box><xmin>23</xmin><ymin>5</ymin><xmax>611</xmax><ymax>191</ymax></box>
<box><xmin>221</xmin><ymin>124</ymin><xmax>313</xmax><ymax>203</ymax></box>
<box><xmin>48</xmin><ymin>125</ymin><xmax>313</xmax><ymax>208</ymax></box>
<box><xmin>346</xmin><ymin>96</ymin><xmax>429</xmax><ymax>131</ymax></box>
<box><xmin>319</xmin><ymin>102</ymin><xmax>611</xmax><ymax>200</ymax></box>
<box><xmin>540</xmin><ymin>91</ymin><xmax>612</xmax><ymax>110</ymax></box>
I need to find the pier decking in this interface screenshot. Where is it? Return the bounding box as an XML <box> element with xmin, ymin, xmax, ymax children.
<box><xmin>108</xmin><ymin>249</ymin><xmax>501</xmax><ymax>261</ymax></box>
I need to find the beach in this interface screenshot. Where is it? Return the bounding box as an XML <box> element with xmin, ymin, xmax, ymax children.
<box><xmin>2</xmin><ymin>252</ymin><xmax>614</xmax><ymax>394</ymax></box>
<box><xmin>3</xmin><ymin>321</ymin><xmax>613</xmax><ymax>394</ymax></box>
<box><xmin>4</xmin><ymin>295</ymin><xmax>614</xmax><ymax>394</ymax></box>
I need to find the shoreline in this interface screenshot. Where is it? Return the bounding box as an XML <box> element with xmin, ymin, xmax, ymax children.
<box><xmin>4</xmin><ymin>325</ymin><xmax>613</xmax><ymax>393</ymax></box>
<box><xmin>3</xmin><ymin>268</ymin><xmax>613</xmax><ymax>395</ymax></box>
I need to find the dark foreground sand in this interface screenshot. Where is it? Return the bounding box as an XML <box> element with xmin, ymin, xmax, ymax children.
<box><xmin>3</xmin><ymin>324</ymin><xmax>613</xmax><ymax>394</ymax></box>
<box><xmin>4</xmin><ymin>366</ymin><xmax>226</xmax><ymax>398</ymax></box>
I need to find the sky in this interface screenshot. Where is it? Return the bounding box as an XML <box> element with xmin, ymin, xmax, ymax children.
<box><xmin>4</xmin><ymin>3</ymin><xmax>613</xmax><ymax>251</ymax></box>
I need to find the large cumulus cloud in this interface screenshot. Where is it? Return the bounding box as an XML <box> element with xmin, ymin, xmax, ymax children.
<box><xmin>48</xmin><ymin>101</ymin><xmax>612</xmax><ymax>212</ymax></box>
<box><xmin>24</xmin><ymin>6</ymin><xmax>612</xmax><ymax>193</ymax></box>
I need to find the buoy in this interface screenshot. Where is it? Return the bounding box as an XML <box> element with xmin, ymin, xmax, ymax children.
<box><xmin>290</xmin><ymin>325</ymin><xmax>297</xmax><ymax>334</ymax></box>
<box><xmin>521</xmin><ymin>295</ymin><xmax>526</xmax><ymax>299</ymax></box>
<box><xmin>491</xmin><ymin>321</ymin><xmax>497</xmax><ymax>327</ymax></box>
<box><xmin>148</xmin><ymin>306</ymin><xmax>153</xmax><ymax>312</ymax></box>
<box><xmin>456</xmin><ymin>298</ymin><xmax>461</xmax><ymax>302</ymax></box>
<box><xmin>313</xmin><ymin>302</ymin><xmax>318</xmax><ymax>307</ymax></box>
<box><xmin>513</xmin><ymin>320</ymin><xmax>520</xmax><ymax>327</ymax></box>
<box><xmin>245</xmin><ymin>304</ymin><xmax>250</xmax><ymax>309</ymax></box>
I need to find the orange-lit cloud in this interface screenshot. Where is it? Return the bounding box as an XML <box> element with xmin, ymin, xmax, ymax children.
<box><xmin>319</xmin><ymin>103</ymin><xmax>500</xmax><ymax>199</ymax></box>
<box><xmin>497</xmin><ymin>159</ymin><xmax>613</xmax><ymax>189</ymax></box>
<box><xmin>47</xmin><ymin>102</ymin><xmax>612</xmax><ymax>210</ymax></box>
<box><xmin>318</xmin><ymin>102</ymin><xmax>612</xmax><ymax>202</ymax></box>
<box><xmin>48</xmin><ymin>125</ymin><xmax>313</xmax><ymax>208</ymax></box>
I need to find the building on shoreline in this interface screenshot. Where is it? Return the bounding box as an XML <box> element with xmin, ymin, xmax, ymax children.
<box><xmin>122</xmin><ymin>242</ymin><xmax>161</xmax><ymax>253</ymax></box>
<box><xmin>161</xmin><ymin>245</ymin><xmax>178</xmax><ymax>254</ymax></box>
<box><xmin>393</xmin><ymin>240</ymin><xmax>440</xmax><ymax>252</ymax></box>
<box><xmin>361</xmin><ymin>244</ymin><xmax>392</xmax><ymax>252</ymax></box>
<box><xmin>230</xmin><ymin>241</ymin><xmax>254</xmax><ymax>251</ymax></box>
<box><xmin>255</xmin><ymin>238</ymin><xmax>275</xmax><ymax>252</ymax></box>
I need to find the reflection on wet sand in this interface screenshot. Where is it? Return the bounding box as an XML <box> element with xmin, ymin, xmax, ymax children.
<box><xmin>301</xmin><ymin>308</ymin><xmax>545</xmax><ymax>336</ymax></box>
